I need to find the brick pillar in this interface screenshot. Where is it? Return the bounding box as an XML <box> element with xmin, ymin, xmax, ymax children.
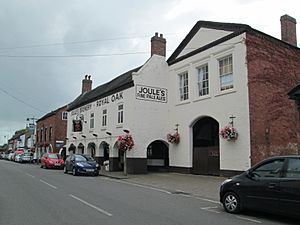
<box><xmin>151</xmin><ymin>32</ymin><xmax>166</xmax><ymax>57</ymax></box>
<box><xmin>280</xmin><ymin>14</ymin><xmax>297</xmax><ymax>46</ymax></box>
<box><xmin>82</xmin><ymin>75</ymin><xmax>92</xmax><ymax>94</ymax></box>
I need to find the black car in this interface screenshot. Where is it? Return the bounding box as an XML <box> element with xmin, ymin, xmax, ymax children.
<box><xmin>220</xmin><ymin>155</ymin><xmax>300</xmax><ymax>218</ymax></box>
<box><xmin>64</xmin><ymin>154</ymin><xmax>100</xmax><ymax>176</ymax></box>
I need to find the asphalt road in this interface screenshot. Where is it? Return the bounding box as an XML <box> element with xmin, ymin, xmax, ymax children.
<box><xmin>0</xmin><ymin>160</ymin><xmax>298</xmax><ymax>225</ymax></box>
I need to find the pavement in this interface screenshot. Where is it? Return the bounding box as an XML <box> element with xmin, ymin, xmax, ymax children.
<box><xmin>99</xmin><ymin>169</ymin><xmax>227</xmax><ymax>201</ymax></box>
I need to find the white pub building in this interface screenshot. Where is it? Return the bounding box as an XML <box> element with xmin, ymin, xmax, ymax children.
<box><xmin>66</xmin><ymin>17</ymin><xmax>300</xmax><ymax>175</ymax></box>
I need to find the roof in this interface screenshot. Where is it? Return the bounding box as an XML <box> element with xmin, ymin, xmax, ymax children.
<box><xmin>67</xmin><ymin>66</ymin><xmax>142</xmax><ymax>111</ymax></box>
<box><xmin>167</xmin><ymin>20</ymin><xmax>300</xmax><ymax>65</ymax></box>
<box><xmin>288</xmin><ymin>84</ymin><xmax>300</xmax><ymax>100</ymax></box>
<box><xmin>37</xmin><ymin>105</ymin><xmax>67</xmax><ymax>122</ymax></box>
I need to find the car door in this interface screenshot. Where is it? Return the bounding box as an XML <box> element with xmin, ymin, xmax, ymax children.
<box><xmin>279</xmin><ymin>157</ymin><xmax>300</xmax><ymax>217</ymax></box>
<box><xmin>242</xmin><ymin>158</ymin><xmax>285</xmax><ymax>213</ymax></box>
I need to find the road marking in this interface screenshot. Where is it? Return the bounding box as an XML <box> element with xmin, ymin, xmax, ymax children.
<box><xmin>39</xmin><ymin>179</ymin><xmax>57</xmax><ymax>189</ymax></box>
<box><xmin>193</xmin><ymin>196</ymin><xmax>220</xmax><ymax>204</ymax></box>
<box><xmin>69</xmin><ymin>194</ymin><xmax>113</xmax><ymax>217</ymax></box>
<box><xmin>110</xmin><ymin>179</ymin><xmax>172</xmax><ymax>194</ymax></box>
<box><xmin>201</xmin><ymin>206</ymin><xmax>221</xmax><ymax>214</ymax></box>
<box><xmin>236</xmin><ymin>216</ymin><xmax>262</xmax><ymax>224</ymax></box>
<box><xmin>25</xmin><ymin>173</ymin><xmax>35</xmax><ymax>178</ymax></box>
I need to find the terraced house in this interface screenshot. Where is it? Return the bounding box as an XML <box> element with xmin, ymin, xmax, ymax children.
<box><xmin>66</xmin><ymin>15</ymin><xmax>300</xmax><ymax>176</ymax></box>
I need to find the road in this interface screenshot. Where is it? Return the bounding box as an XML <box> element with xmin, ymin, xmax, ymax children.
<box><xmin>0</xmin><ymin>160</ymin><xmax>298</xmax><ymax>225</ymax></box>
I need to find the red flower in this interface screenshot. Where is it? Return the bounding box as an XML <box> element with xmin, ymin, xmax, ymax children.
<box><xmin>116</xmin><ymin>134</ymin><xmax>134</xmax><ymax>151</ymax></box>
<box><xmin>167</xmin><ymin>132</ymin><xmax>180</xmax><ymax>144</ymax></box>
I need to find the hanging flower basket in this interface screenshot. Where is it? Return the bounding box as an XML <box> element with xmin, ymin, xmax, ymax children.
<box><xmin>220</xmin><ymin>126</ymin><xmax>238</xmax><ymax>141</ymax></box>
<box><xmin>167</xmin><ymin>132</ymin><xmax>180</xmax><ymax>144</ymax></box>
<box><xmin>116</xmin><ymin>134</ymin><xmax>134</xmax><ymax>151</ymax></box>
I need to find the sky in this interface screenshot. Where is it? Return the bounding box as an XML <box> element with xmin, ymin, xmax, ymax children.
<box><xmin>0</xmin><ymin>0</ymin><xmax>299</xmax><ymax>145</ymax></box>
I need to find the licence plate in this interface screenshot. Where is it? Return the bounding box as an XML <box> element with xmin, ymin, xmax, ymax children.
<box><xmin>55</xmin><ymin>163</ymin><xmax>60</xmax><ymax>166</ymax></box>
<box><xmin>86</xmin><ymin>169</ymin><xmax>94</xmax><ymax>172</ymax></box>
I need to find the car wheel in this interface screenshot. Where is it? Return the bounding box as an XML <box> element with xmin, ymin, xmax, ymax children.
<box><xmin>40</xmin><ymin>164</ymin><xmax>43</xmax><ymax>168</ymax></box>
<box><xmin>72</xmin><ymin>167</ymin><xmax>77</xmax><ymax>176</ymax></box>
<box><xmin>64</xmin><ymin>166</ymin><xmax>68</xmax><ymax>174</ymax></box>
<box><xmin>222</xmin><ymin>192</ymin><xmax>241</xmax><ymax>213</ymax></box>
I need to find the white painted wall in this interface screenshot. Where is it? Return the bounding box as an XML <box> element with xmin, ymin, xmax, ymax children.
<box><xmin>178</xmin><ymin>28</ymin><xmax>232</xmax><ymax>58</ymax></box>
<box><xmin>169</xmin><ymin>33</ymin><xmax>251</xmax><ymax>171</ymax></box>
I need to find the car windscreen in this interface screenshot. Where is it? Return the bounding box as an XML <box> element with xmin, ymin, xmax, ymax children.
<box><xmin>75</xmin><ymin>155</ymin><xmax>88</xmax><ymax>162</ymax></box>
<box><xmin>48</xmin><ymin>154</ymin><xmax>59</xmax><ymax>159</ymax></box>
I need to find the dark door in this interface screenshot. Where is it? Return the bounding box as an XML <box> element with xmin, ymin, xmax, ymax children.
<box><xmin>280</xmin><ymin>158</ymin><xmax>300</xmax><ymax>217</ymax></box>
<box><xmin>193</xmin><ymin>117</ymin><xmax>219</xmax><ymax>175</ymax></box>
<box><xmin>243</xmin><ymin>158</ymin><xmax>284</xmax><ymax>212</ymax></box>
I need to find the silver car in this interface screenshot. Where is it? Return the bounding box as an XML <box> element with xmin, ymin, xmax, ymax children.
<box><xmin>21</xmin><ymin>153</ymin><xmax>33</xmax><ymax>163</ymax></box>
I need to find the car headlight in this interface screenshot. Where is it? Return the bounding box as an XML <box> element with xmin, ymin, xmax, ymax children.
<box><xmin>221</xmin><ymin>178</ymin><xmax>232</xmax><ymax>186</ymax></box>
<box><xmin>76</xmin><ymin>163</ymin><xmax>84</xmax><ymax>167</ymax></box>
<box><xmin>96</xmin><ymin>164</ymin><xmax>99</xmax><ymax>167</ymax></box>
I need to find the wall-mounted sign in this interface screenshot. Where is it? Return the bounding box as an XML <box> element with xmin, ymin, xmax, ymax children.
<box><xmin>71</xmin><ymin>104</ymin><xmax>92</xmax><ymax>115</ymax></box>
<box><xmin>96</xmin><ymin>92</ymin><xmax>123</xmax><ymax>107</ymax></box>
<box><xmin>73</xmin><ymin>120</ymin><xmax>82</xmax><ymax>132</ymax></box>
<box><xmin>136</xmin><ymin>85</ymin><xmax>167</xmax><ymax>103</ymax></box>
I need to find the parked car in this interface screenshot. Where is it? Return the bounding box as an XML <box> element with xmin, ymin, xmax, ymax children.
<box><xmin>64</xmin><ymin>154</ymin><xmax>100</xmax><ymax>176</ymax></box>
<box><xmin>40</xmin><ymin>153</ymin><xmax>64</xmax><ymax>169</ymax></box>
<box><xmin>220</xmin><ymin>155</ymin><xmax>300</xmax><ymax>218</ymax></box>
<box><xmin>14</xmin><ymin>153</ymin><xmax>23</xmax><ymax>162</ymax></box>
<box><xmin>21</xmin><ymin>152</ymin><xmax>33</xmax><ymax>163</ymax></box>
<box><xmin>8</xmin><ymin>152</ymin><xmax>15</xmax><ymax>161</ymax></box>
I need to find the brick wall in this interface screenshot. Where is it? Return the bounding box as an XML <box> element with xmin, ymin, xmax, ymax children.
<box><xmin>246</xmin><ymin>33</ymin><xmax>300</xmax><ymax>165</ymax></box>
<box><xmin>36</xmin><ymin>106</ymin><xmax>67</xmax><ymax>152</ymax></box>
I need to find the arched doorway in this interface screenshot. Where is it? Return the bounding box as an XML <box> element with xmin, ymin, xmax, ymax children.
<box><xmin>78</xmin><ymin>143</ymin><xmax>84</xmax><ymax>154</ymax></box>
<box><xmin>147</xmin><ymin>140</ymin><xmax>169</xmax><ymax>172</ymax></box>
<box><xmin>68</xmin><ymin>144</ymin><xmax>76</xmax><ymax>155</ymax></box>
<box><xmin>100</xmin><ymin>141</ymin><xmax>109</xmax><ymax>161</ymax></box>
<box><xmin>87</xmin><ymin>142</ymin><xmax>96</xmax><ymax>158</ymax></box>
<box><xmin>192</xmin><ymin>117</ymin><xmax>220</xmax><ymax>175</ymax></box>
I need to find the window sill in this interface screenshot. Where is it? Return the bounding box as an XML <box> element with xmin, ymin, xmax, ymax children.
<box><xmin>101</xmin><ymin>128</ymin><xmax>107</xmax><ymax>131</ymax></box>
<box><xmin>116</xmin><ymin>124</ymin><xmax>123</xmax><ymax>129</ymax></box>
<box><xmin>193</xmin><ymin>95</ymin><xmax>211</xmax><ymax>103</ymax></box>
<box><xmin>215</xmin><ymin>89</ymin><xmax>236</xmax><ymax>97</ymax></box>
<box><xmin>175</xmin><ymin>100</ymin><xmax>191</xmax><ymax>107</ymax></box>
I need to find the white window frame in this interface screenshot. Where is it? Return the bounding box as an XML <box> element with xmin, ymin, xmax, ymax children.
<box><xmin>179</xmin><ymin>71</ymin><xmax>189</xmax><ymax>101</ymax></box>
<box><xmin>117</xmin><ymin>104</ymin><xmax>124</xmax><ymax>124</ymax></box>
<box><xmin>90</xmin><ymin>113</ymin><xmax>94</xmax><ymax>129</ymax></box>
<box><xmin>102</xmin><ymin>109</ymin><xmax>107</xmax><ymax>127</ymax></box>
<box><xmin>219</xmin><ymin>55</ymin><xmax>233</xmax><ymax>91</ymax></box>
<box><xmin>62</xmin><ymin>111</ymin><xmax>68</xmax><ymax>120</ymax></box>
<box><xmin>197</xmin><ymin>64</ymin><xmax>209</xmax><ymax>96</ymax></box>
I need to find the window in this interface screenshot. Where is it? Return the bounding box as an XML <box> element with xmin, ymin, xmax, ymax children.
<box><xmin>62</xmin><ymin>111</ymin><xmax>68</xmax><ymax>120</ymax></box>
<box><xmin>44</xmin><ymin>128</ymin><xmax>47</xmax><ymax>142</ymax></box>
<box><xmin>49</xmin><ymin>127</ymin><xmax>52</xmax><ymax>141</ymax></box>
<box><xmin>40</xmin><ymin>129</ymin><xmax>43</xmax><ymax>142</ymax></box>
<box><xmin>118</xmin><ymin>104</ymin><xmax>124</xmax><ymax>124</ymax></box>
<box><xmin>90</xmin><ymin>113</ymin><xmax>94</xmax><ymax>129</ymax></box>
<box><xmin>252</xmin><ymin>159</ymin><xmax>284</xmax><ymax>178</ymax></box>
<box><xmin>286</xmin><ymin>158</ymin><xmax>300</xmax><ymax>178</ymax></box>
<box><xmin>102</xmin><ymin>109</ymin><xmax>107</xmax><ymax>127</ymax></box>
<box><xmin>197</xmin><ymin>64</ymin><xmax>209</xmax><ymax>96</ymax></box>
<box><xmin>219</xmin><ymin>55</ymin><xmax>233</xmax><ymax>91</ymax></box>
<box><xmin>179</xmin><ymin>72</ymin><xmax>189</xmax><ymax>101</ymax></box>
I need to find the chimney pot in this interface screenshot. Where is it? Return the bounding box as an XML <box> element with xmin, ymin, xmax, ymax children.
<box><xmin>151</xmin><ymin>32</ymin><xmax>166</xmax><ymax>57</ymax></box>
<box><xmin>82</xmin><ymin>74</ymin><xmax>92</xmax><ymax>94</ymax></box>
<box><xmin>280</xmin><ymin>14</ymin><xmax>297</xmax><ymax>46</ymax></box>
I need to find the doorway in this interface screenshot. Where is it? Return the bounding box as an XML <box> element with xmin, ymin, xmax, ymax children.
<box><xmin>192</xmin><ymin>117</ymin><xmax>220</xmax><ymax>175</ymax></box>
<box><xmin>147</xmin><ymin>140</ymin><xmax>169</xmax><ymax>171</ymax></box>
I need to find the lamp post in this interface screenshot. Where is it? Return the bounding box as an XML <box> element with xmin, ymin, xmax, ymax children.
<box><xmin>123</xmin><ymin>129</ymin><xmax>130</xmax><ymax>176</ymax></box>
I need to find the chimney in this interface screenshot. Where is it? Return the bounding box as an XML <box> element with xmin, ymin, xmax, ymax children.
<box><xmin>151</xmin><ymin>32</ymin><xmax>166</xmax><ymax>57</ymax></box>
<box><xmin>82</xmin><ymin>75</ymin><xmax>92</xmax><ymax>94</ymax></box>
<box><xmin>280</xmin><ymin>14</ymin><xmax>297</xmax><ymax>46</ymax></box>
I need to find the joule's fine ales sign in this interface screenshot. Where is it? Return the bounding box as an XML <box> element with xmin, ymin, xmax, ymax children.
<box><xmin>136</xmin><ymin>85</ymin><xmax>167</xmax><ymax>103</ymax></box>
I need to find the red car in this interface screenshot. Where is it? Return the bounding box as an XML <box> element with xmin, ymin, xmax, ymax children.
<box><xmin>40</xmin><ymin>152</ymin><xmax>64</xmax><ymax>169</ymax></box>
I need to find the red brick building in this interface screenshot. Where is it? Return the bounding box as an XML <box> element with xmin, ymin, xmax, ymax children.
<box><xmin>36</xmin><ymin>105</ymin><xmax>68</xmax><ymax>158</ymax></box>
